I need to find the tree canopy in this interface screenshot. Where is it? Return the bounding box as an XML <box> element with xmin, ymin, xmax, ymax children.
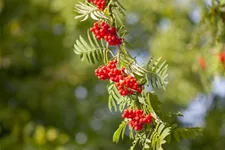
<box><xmin>0</xmin><ymin>0</ymin><xmax>225</xmax><ymax>150</ymax></box>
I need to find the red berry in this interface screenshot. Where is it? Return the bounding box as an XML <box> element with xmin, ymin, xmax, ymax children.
<box><xmin>198</xmin><ymin>56</ymin><xmax>206</xmax><ymax>70</ymax></box>
<box><xmin>95</xmin><ymin>59</ymin><xmax>142</xmax><ymax>96</ymax></box>
<box><xmin>219</xmin><ymin>51</ymin><xmax>225</xmax><ymax>63</ymax></box>
<box><xmin>90</xmin><ymin>21</ymin><xmax>122</xmax><ymax>46</ymax></box>
<box><xmin>88</xmin><ymin>0</ymin><xmax>107</xmax><ymax>10</ymax></box>
<box><xmin>122</xmin><ymin>108</ymin><xmax>153</xmax><ymax>131</ymax></box>
<box><xmin>134</xmin><ymin>116</ymin><xmax>139</xmax><ymax>121</ymax></box>
<box><xmin>115</xmin><ymin>75</ymin><xmax>143</xmax><ymax>96</ymax></box>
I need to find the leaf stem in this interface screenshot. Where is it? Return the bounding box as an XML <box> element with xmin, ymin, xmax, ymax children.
<box><xmin>108</xmin><ymin>1</ymin><xmax>116</xmax><ymax>26</ymax></box>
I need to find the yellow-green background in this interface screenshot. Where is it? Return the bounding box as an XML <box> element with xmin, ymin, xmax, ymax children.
<box><xmin>1</xmin><ymin>0</ymin><xmax>225</xmax><ymax>150</ymax></box>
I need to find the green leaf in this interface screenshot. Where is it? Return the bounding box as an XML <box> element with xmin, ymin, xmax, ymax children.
<box><xmin>113</xmin><ymin>121</ymin><xmax>127</xmax><ymax>143</ymax></box>
<box><xmin>111</xmin><ymin>0</ymin><xmax>126</xmax><ymax>26</ymax></box>
<box><xmin>108</xmin><ymin>81</ymin><xmax>134</xmax><ymax>112</ymax></box>
<box><xmin>118</xmin><ymin>96</ymin><xmax>132</xmax><ymax>112</ymax></box>
<box><xmin>144</xmin><ymin>143</ymin><xmax>150</xmax><ymax>149</ymax></box>
<box><xmin>129</xmin><ymin>134</ymin><xmax>140</xmax><ymax>150</ymax></box>
<box><xmin>150</xmin><ymin>122</ymin><xmax>171</xmax><ymax>150</ymax></box>
<box><xmin>108</xmin><ymin>94</ymin><xmax>117</xmax><ymax>112</ymax></box>
<box><xmin>147</xmin><ymin>92</ymin><xmax>162</xmax><ymax>114</ymax></box>
<box><xmin>172</xmin><ymin>127</ymin><xmax>203</xmax><ymax>142</ymax></box>
<box><xmin>146</xmin><ymin>92</ymin><xmax>183</xmax><ymax>123</ymax></box>
<box><xmin>129</xmin><ymin>126</ymin><xmax>134</xmax><ymax>139</ymax></box>
<box><xmin>117</xmin><ymin>25</ymin><xmax>129</xmax><ymax>37</ymax></box>
<box><xmin>119</xmin><ymin>55</ymin><xmax>168</xmax><ymax>90</ymax></box>
<box><xmin>113</xmin><ymin>8</ymin><xmax>125</xmax><ymax>26</ymax></box>
<box><xmin>174</xmin><ymin>130</ymin><xmax>180</xmax><ymax>142</ymax></box>
<box><xmin>74</xmin><ymin>31</ymin><xmax>106</xmax><ymax>64</ymax></box>
<box><xmin>130</xmin><ymin>63</ymin><xmax>148</xmax><ymax>77</ymax></box>
<box><xmin>108</xmin><ymin>83</ymin><xmax>120</xmax><ymax>111</ymax></box>
<box><xmin>147</xmin><ymin>57</ymin><xmax>168</xmax><ymax>90</ymax></box>
<box><xmin>74</xmin><ymin>2</ymin><xmax>109</xmax><ymax>21</ymax></box>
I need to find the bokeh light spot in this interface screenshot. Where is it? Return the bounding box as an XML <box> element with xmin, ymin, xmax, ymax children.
<box><xmin>75</xmin><ymin>86</ymin><xmax>88</xmax><ymax>100</ymax></box>
<box><xmin>75</xmin><ymin>132</ymin><xmax>88</xmax><ymax>144</ymax></box>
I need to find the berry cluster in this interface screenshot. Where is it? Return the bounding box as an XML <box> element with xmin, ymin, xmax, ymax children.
<box><xmin>90</xmin><ymin>21</ymin><xmax>122</xmax><ymax>45</ymax></box>
<box><xmin>88</xmin><ymin>0</ymin><xmax>106</xmax><ymax>11</ymax></box>
<box><xmin>95</xmin><ymin>59</ymin><xmax>123</xmax><ymax>82</ymax></box>
<box><xmin>122</xmin><ymin>109</ymin><xmax>153</xmax><ymax>131</ymax></box>
<box><xmin>95</xmin><ymin>59</ymin><xmax>143</xmax><ymax>96</ymax></box>
<box><xmin>116</xmin><ymin>76</ymin><xmax>143</xmax><ymax>96</ymax></box>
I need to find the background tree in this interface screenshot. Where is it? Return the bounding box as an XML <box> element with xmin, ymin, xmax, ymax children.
<box><xmin>0</xmin><ymin>0</ymin><xmax>224</xmax><ymax>150</ymax></box>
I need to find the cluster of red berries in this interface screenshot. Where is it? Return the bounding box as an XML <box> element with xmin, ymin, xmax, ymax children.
<box><xmin>90</xmin><ymin>21</ymin><xmax>122</xmax><ymax>45</ymax></box>
<box><xmin>88</xmin><ymin>0</ymin><xmax>106</xmax><ymax>11</ymax></box>
<box><xmin>122</xmin><ymin>109</ymin><xmax>153</xmax><ymax>131</ymax></box>
<box><xmin>95</xmin><ymin>59</ymin><xmax>143</xmax><ymax>96</ymax></box>
<box><xmin>116</xmin><ymin>76</ymin><xmax>143</xmax><ymax>96</ymax></box>
<box><xmin>95</xmin><ymin>59</ymin><xmax>124</xmax><ymax>82</ymax></box>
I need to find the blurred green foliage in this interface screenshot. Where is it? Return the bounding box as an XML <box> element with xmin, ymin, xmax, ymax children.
<box><xmin>0</xmin><ymin>0</ymin><xmax>225</xmax><ymax>150</ymax></box>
